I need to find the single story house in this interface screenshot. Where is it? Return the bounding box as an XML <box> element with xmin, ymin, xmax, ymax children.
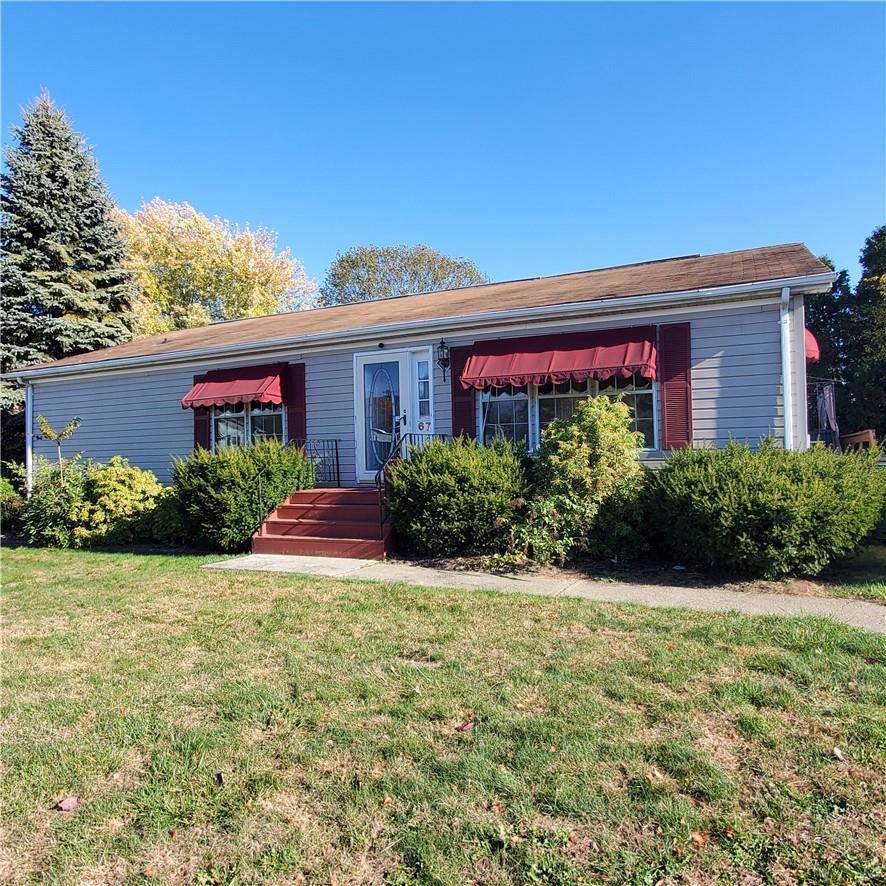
<box><xmin>12</xmin><ymin>243</ymin><xmax>833</xmax><ymax>556</ymax></box>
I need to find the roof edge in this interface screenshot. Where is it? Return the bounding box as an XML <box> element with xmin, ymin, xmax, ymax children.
<box><xmin>10</xmin><ymin>270</ymin><xmax>835</xmax><ymax>383</ymax></box>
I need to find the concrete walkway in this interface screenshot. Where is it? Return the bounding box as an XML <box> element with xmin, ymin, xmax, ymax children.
<box><xmin>204</xmin><ymin>554</ymin><xmax>886</xmax><ymax>635</ymax></box>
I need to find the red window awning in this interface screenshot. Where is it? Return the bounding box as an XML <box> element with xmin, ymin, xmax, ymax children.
<box><xmin>805</xmin><ymin>327</ymin><xmax>821</xmax><ymax>363</ymax></box>
<box><xmin>460</xmin><ymin>326</ymin><xmax>657</xmax><ymax>391</ymax></box>
<box><xmin>181</xmin><ymin>364</ymin><xmax>284</xmax><ymax>409</ymax></box>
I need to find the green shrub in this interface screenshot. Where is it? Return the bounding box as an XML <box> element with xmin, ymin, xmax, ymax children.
<box><xmin>582</xmin><ymin>466</ymin><xmax>652</xmax><ymax>561</ymax></box>
<box><xmin>647</xmin><ymin>439</ymin><xmax>886</xmax><ymax>577</ymax></box>
<box><xmin>388</xmin><ymin>438</ymin><xmax>526</xmax><ymax>557</ymax></box>
<box><xmin>513</xmin><ymin>396</ymin><xmax>645</xmax><ymax>564</ymax></box>
<box><xmin>139</xmin><ymin>487</ymin><xmax>187</xmax><ymax>545</ymax></box>
<box><xmin>73</xmin><ymin>456</ymin><xmax>164</xmax><ymax>546</ymax></box>
<box><xmin>20</xmin><ymin>457</ymin><xmax>89</xmax><ymax>548</ymax></box>
<box><xmin>173</xmin><ymin>440</ymin><xmax>315</xmax><ymax>551</ymax></box>
<box><xmin>21</xmin><ymin>456</ymin><xmax>165</xmax><ymax>548</ymax></box>
<box><xmin>1</xmin><ymin>476</ymin><xmax>24</xmax><ymax>530</ymax></box>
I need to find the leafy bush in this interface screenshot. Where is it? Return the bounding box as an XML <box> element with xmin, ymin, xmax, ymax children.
<box><xmin>582</xmin><ymin>466</ymin><xmax>652</xmax><ymax>561</ymax></box>
<box><xmin>388</xmin><ymin>438</ymin><xmax>526</xmax><ymax>557</ymax></box>
<box><xmin>646</xmin><ymin>439</ymin><xmax>886</xmax><ymax>577</ymax></box>
<box><xmin>139</xmin><ymin>487</ymin><xmax>186</xmax><ymax>544</ymax></box>
<box><xmin>512</xmin><ymin>396</ymin><xmax>645</xmax><ymax>564</ymax></box>
<box><xmin>73</xmin><ymin>456</ymin><xmax>164</xmax><ymax>546</ymax></box>
<box><xmin>20</xmin><ymin>457</ymin><xmax>89</xmax><ymax>548</ymax></box>
<box><xmin>173</xmin><ymin>440</ymin><xmax>315</xmax><ymax>551</ymax></box>
<box><xmin>1</xmin><ymin>475</ymin><xmax>25</xmax><ymax>530</ymax></box>
<box><xmin>21</xmin><ymin>456</ymin><xmax>165</xmax><ymax>548</ymax></box>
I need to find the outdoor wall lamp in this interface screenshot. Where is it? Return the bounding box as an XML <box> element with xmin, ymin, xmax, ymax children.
<box><xmin>435</xmin><ymin>338</ymin><xmax>451</xmax><ymax>381</ymax></box>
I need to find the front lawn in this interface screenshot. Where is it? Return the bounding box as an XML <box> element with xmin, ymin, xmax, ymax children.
<box><xmin>2</xmin><ymin>548</ymin><xmax>885</xmax><ymax>884</ymax></box>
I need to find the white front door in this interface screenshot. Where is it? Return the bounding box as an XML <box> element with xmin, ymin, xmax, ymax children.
<box><xmin>355</xmin><ymin>348</ymin><xmax>434</xmax><ymax>482</ymax></box>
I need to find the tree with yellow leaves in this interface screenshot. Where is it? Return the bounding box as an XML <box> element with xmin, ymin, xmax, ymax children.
<box><xmin>118</xmin><ymin>199</ymin><xmax>317</xmax><ymax>335</ymax></box>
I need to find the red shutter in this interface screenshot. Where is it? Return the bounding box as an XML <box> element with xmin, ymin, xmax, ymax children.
<box><xmin>192</xmin><ymin>375</ymin><xmax>211</xmax><ymax>449</ymax></box>
<box><xmin>450</xmin><ymin>346</ymin><xmax>476</xmax><ymax>438</ymax></box>
<box><xmin>285</xmin><ymin>362</ymin><xmax>307</xmax><ymax>442</ymax></box>
<box><xmin>658</xmin><ymin>323</ymin><xmax>693</xmax><ymax>449</ymax></box>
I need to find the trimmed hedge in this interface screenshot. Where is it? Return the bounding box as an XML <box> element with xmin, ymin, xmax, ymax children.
<box><xmin>646</xmin><ymin>440</ymin><xmax>886</xmax><ymax>577</ymax></box>
<box><xmin>173</xmin><ymin>440</ymin><xmax>315</xmax><ymax>552</ymax></box>
<box><xmin>388</xmin><ymin>438</ymin><xmax>526</xmax><ymax>557</ymax></box>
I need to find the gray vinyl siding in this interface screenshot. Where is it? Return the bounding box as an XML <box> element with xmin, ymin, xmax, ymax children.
<box><xmin>31</xmin><ymin>367</ymin><xmax>198</xmax><ymax>483</ymax></box>
<box><xmin>29</xmin><ymin>296</ymin><xmax>795</xmax><ymax>486</ymax></box>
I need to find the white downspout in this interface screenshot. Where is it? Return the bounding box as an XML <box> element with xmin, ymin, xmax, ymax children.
<box><xmin>24</xmin><ymin>381</ymin><xmax>34</xmax><ymax>492</ymax></box>
<box><xmin>780</xmin><ymin>286</ymin><xmax>794</xmax><ymax>450</ymax></box>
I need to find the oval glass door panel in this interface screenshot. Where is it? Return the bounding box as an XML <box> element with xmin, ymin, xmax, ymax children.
<box><xmin>364</xmin><ymin>361</ymin><xmax>401</xmax><ymax>471</ymax></box>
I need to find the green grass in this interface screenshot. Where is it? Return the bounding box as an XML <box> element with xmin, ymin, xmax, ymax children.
<box><xmin>817</xmin><ymin>544</ymin><xmax>886</xmax><ymax>601</ymax></box>
<box><xmin>2</xmin><ymin>548</ymin><xmax>885</xmax><ymax>884</ymax></box>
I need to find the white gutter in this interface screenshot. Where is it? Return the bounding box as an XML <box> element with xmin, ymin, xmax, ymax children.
<box><xmin>24</xmin><ymin>381</ymin><xmax>34</xmax><ymax>492</ymax></box>
<box><xmin>8</xmin><ymin>271</ymin><xmax>835</xmax><ymax>383</ymax></box>
<box><xmin>780</xmin><ymin>286</ymin><xmax>794</xmax><ymax>450</ymax></box>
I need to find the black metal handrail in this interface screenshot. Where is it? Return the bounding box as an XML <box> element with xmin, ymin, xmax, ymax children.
<box><xmin>292</xmin><ymin>438</ymin><xmax>341</xmax><ymax>487</ymax></box>
<box><xmin>374</xmin><ymin>432</ymin><xmax>449</xmax><ymax>529</ymax></box>
<box><xmin>254</xmin><ymin>438</ymin><xmax>341</xmax><ymax>525</ymax></box>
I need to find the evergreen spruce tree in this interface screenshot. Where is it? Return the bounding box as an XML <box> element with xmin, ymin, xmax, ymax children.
<box><xmin>1</xmin><ymin>92</ymin><xmax>136</xmax><ymax>424</ymax></box>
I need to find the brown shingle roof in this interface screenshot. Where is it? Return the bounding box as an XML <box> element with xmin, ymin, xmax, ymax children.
<box><xmin>27</xmin><ymin>243</ymin><xmax>829</xmax><ymax>372</ymax></box>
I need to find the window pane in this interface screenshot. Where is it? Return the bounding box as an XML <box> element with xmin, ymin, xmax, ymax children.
<box><xmin>419</xmin><ymin>399</ymin><xmax>430</xmax><ymax>418</ymax></box>
<box><xmin>539</xmin><ymin>398</ymin><xmax>556</xmax><ymax>425</ymax></box>
<box><xmin>497</xmin><ymin>399</ymin><xmax>515</xmax><ymax>424</ymax></box>
<box><xmin>251</xmin><ymin>412</ymin><xmax>283</xmax><ymax>442</ymax></box>
<box><xmin>418</xmin><ymin>380</ymin><xmax>430</xmax><ymax>400</ymax></box>
<box><xmin>215</xmin><ymin>415</ymin><xmax>246</xmax><ymax>448</ymax></box>
<box><xmin>417</xmin><ymin>360</ymin><xmax>429</xmax><ymax>381</ymax></box>
<box><xmin>635</xmin><ymin>393</ymin><xmax>654</xmax><ymax>420</ymax></box>
<box><xmin>514</xmin><ymin>398</ymin><xmax>528</xmax><ymax>422</ymax></box>
<box><xmin>482</xmin><ymin>386</ymin><xmax>529</xmax><ymax>446</ymax></box>
<box><xmin>636</xmin><ymin>419</ymin><xmax>655</xmax><ymax>449</ymax></box>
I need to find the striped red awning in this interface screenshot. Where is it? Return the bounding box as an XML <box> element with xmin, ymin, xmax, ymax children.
<box><xmin>460</xmin><ymin>327</ymin><xmax>657</xmax><ymax>391</ymax></box>
<box><xmin>181</xmin><ymin>364</ymin><xmax>284</xmax><ymax>409</ymax></box>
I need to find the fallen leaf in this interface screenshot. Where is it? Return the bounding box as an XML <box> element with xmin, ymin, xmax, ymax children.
<box><xmin>690</xmin><ymin>831</ymin><xmax>708</xmax><ymax>847</ymax></box>
<box><xmin>832</xmin><ymin>746</ymin><xmax>845</xmax><ymax>762</ymax></box>
<box><xmin>383</xmin><ymin>795</ymin><xmax>394</xmax><ymax>806</ymax></box>
<box><xmin>497</xmin><ymin>763</ymin><xmax>506</xmax><ymax>772</ymax></box>
<box><xmin>491</xmin><ymin>800</ymin><xmax>503</xmax><ymax>815</ymax></box>
<box><xmin>169</xmin><ymin>827</ymin><xmax>178</xmax><ymax>840</ymax></box>
<box><xmin>455</xmin><ymin>720</ymin><xmax>476</xmax><ymax>733</ymax></box>
<box><xmin>214</xmin><ymin>772</ymin><xmax>225</xmax><ymax>786</ymax></box>
<box><xmin>725</xmin><ymin>827</ymin><xmax>735</xmax><ymax>839</ymax></box>
<box><xmin>55</xmin><ymin>795</ymin><xmax>79</xmax><ymax>812</ymax></box>
<box><xmin>143</xmin><ymin>868</ymin><xmax>160</xmax><ymax>879</ymax></box>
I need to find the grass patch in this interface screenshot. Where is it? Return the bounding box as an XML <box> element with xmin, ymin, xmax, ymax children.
<box><xmin>2</xmin><ymin>547</ymin><xmax>885</xmax><ymax>884</ymax></box>
<box><xmin>816</xmin><ymin>544</ymin><xmax>886</xmax><ymax>601</ymax></box>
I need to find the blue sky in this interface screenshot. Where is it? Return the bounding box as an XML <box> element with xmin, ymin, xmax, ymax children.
<box><xmin>2</xmin><ymin>2</ymin><xmax>884</xmax><ymax>287</ymax></box>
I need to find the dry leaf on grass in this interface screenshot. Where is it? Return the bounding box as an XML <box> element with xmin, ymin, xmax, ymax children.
<box><xmin>690</xmin><ymin>831</ymin><xmax>709</xmax><ymax>847</ymax></box>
